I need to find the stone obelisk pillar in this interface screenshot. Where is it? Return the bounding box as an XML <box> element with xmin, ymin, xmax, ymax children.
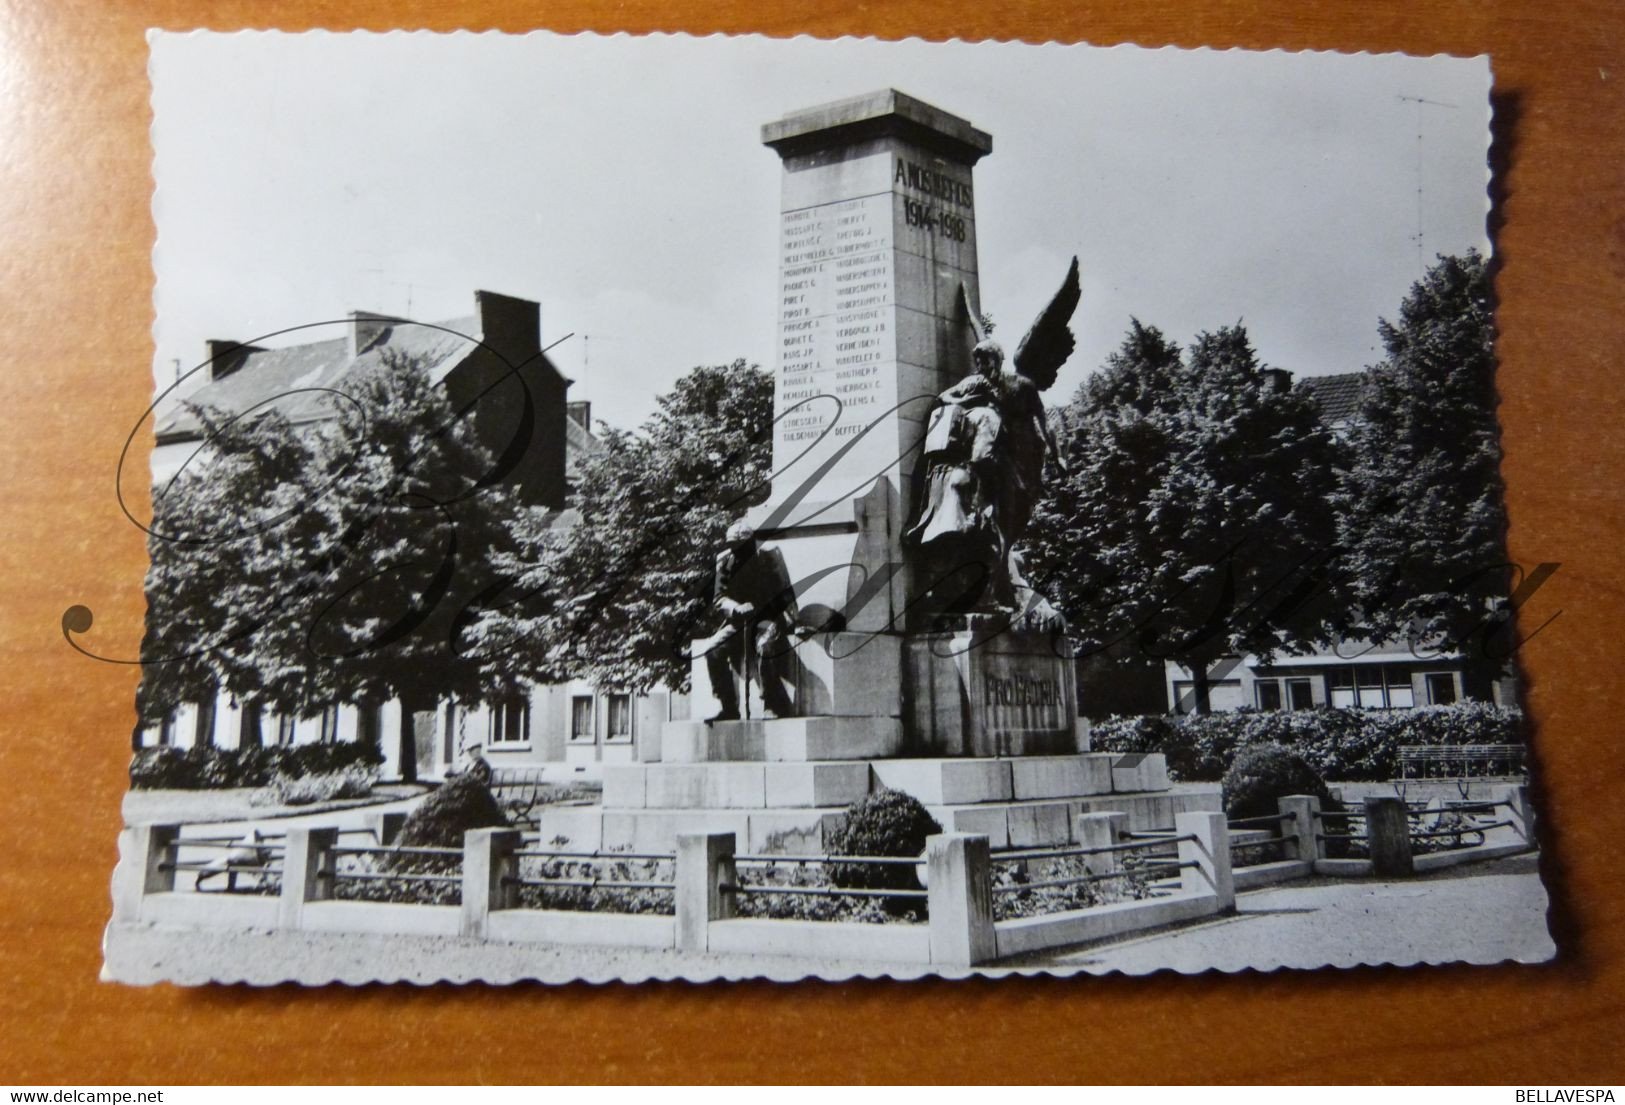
<box><xmin>754</xmin><ymin>89</ymin><xmax>992</xmax><ymax>634</ymax></box>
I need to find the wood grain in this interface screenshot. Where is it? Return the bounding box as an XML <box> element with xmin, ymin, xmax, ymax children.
<box><xmin>1</xmin><ymin>0</ymin><xmax>1621</xmax><ymax>1085</ymax></box>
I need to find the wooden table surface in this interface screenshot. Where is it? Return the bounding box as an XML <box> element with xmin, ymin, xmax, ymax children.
<box><xmin>1</xmin><ymin>0</ymin><xmax>1621</xmax><ymax>1085</ymax></box>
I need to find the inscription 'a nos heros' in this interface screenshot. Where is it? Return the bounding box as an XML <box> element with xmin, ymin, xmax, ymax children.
<box><xmin>894</xmin><ymin>157</ymin><xmax>973</xmax><ymax>208</ymax></box>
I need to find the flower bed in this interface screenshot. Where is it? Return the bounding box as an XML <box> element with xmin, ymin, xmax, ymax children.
<box><xmin>990</xmin><ymin>852</ymin><xmax>1162</xmax><ymax>921</ymax></box>
<box><xmin>733</xmin><ymin>861</ymin><xmax>923</xmax><ymax>924</ymax></box>
<box><xmin>329</xmin><ymin>849</ymin><xmax>462</xmax><ymax>906</ymax></box>
<box><xmin>511</xmin><ymin>855</ymin><xmax>675</xmax><ymax>916</ymax></box>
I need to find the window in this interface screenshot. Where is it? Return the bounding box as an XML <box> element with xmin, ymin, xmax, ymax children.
<box><xmin>1254</xmin><ymin>677</ymin><xmax>1314</xmax><ymax>711</ymax></box>
<box><xmin>1425</xmin><ymin>672</ymin><xmax>1458</xmax><ymax>705</ymax></box>
<box><xmin>1386</xmin><ymin>667</ymin><xmax>1416</xmax><ymax>708</ymax></box>
<box><xmin>194</xmin><ymin>699</ymin><xmax>216</xmax><ymax>747</ymax></box>
<box><xmin>276</xmin><ymin>715</ymin><xmax>297</xmax><ymax>746</ymax></box>
<box><xmin>606</xmin><ymin>694</ymin><xmax>633</xmax><ymax>741</ymax></box>
<box><xmin>488</xmin><ymin>697</ymin><xmax>530</xmax><ymax>746</ymax></box>
<box><xmin>318</xmin><ymin>706</ymin><xmax>341</xmax><ymax>744</ymax></box>
<box><xmin>570</xmin><ymin>695</ymin><xmax>595</xmax><ymax>742</ymax></box>
<box><xmin>1329</xmin><ymin>669</ymin><xmax>1356</xmax><ymax>709</ymax></box>
<box><xmin>357</xmin><ymin>704</ymin><xmax>379</xmax><ymax>749</ymax></box>
<box><xmin>1331</xmin><ymin>665</ymin><xmax>1415</xmax><ymax>709</ymax></box>
<box><xmin>1356</xmin><ymin>666</ymin><xmax>1387</xmax><ymax>709</ymax></box>
<box><xmin>443</xmin><ymin>702</ymin><xmax>457</xmax><ymax>763</ymax></box>
<box><xmin>239</xmin><ymin>701</ymin><xmax>263</xmax><ymax>748</ymax></box>
<box><xmin>156</xmin><ymin>711</ymin><xmax>176</xmax><ymax>747</ymax></box>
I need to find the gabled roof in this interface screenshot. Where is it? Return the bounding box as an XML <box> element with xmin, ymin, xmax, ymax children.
<box><xmin>155</xmin><ymin>316</ymin><xmax>481</xmax><ymax>441</ymax></box>
<box><xmin>1297</xmin><ymin>371</ymin><xmax>1366</xmax><ymax>425</ymax></box>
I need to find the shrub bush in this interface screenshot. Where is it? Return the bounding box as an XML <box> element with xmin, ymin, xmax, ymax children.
<box><xmin>826</xmin><ymin>788</ymin><xmax>941</xmax><ymax>898</ymax></box>
<box><xmin>394</xmin><ymin>768</ymin><xmax>509</xmax><ymax>851</ymax></box>
<box><xmin>1221</xmin><ymin>742</ymin><xmax>1336</xmax><ymax>820</ymax></box>
<box><xmin>1091</xmin><ymin>702</ymin><xmax>1524</xmax><ymax>782</ymax></box>
<box><xmin>256</xmin><ymin>764</ymin><xmax>377</xmax><ymax>807</ymax></box>
<box><xmin>128</xmin><ymin>739</ymin><xmax>383</xmax><ymax>790</ymax></box>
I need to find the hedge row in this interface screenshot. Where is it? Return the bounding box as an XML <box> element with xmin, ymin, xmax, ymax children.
<box><xmin>129</xmin><ymin>741</ymin><xmax>384</xmax><ymax>790</ymax></box>
<box><xmin>1090</xmin><ymin>702</ymin><xmax>1525</xmax><ymax>782</ymax></box>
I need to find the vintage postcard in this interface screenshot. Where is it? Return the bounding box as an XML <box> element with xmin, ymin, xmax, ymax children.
<box><xmin>104</xmin><ymin>30</ymin><xmax>1552</xmax><ymax>984</ymax></box>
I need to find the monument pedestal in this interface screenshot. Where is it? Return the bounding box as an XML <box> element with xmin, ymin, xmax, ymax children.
<box><xmin>537</xmin><ymin>733</ymin><xmax>1218</xmax><ymax>854</ymax></box>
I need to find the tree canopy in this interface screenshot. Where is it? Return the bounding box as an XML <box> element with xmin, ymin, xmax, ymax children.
<box><xmin>138</xmin><ymin>352</ymin><xmax>527</xmax><ymax>739</ymax></box>
<box><xmin>481</xmin><ymin>359</ymin><xmax>775</xmax><ymax>693</ymax></box>
<box><xmin>1024</xmin><ymin>320</ymin><xmax>1343</xmax><ymax>711</ymax></box>
<box><xmin>1333</xmin><ymin>250</ymin><xmax>1510</xmax><ymax>665</ymax></box>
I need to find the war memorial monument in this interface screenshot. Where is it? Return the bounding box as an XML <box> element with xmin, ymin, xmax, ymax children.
<box><xmin>539</xmin><ymin>90</ymin><xmax>1217</xmax><ymax>853</ymax></box>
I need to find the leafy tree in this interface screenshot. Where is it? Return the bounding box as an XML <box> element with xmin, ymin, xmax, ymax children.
<box><xmin>1025</xmin><ymin>321</ymin><xmax>1342</xmax><ymax>712</ymax></box>
<box><xmin>1333</xmin><ymin>250</ymin><xmax>1509</xmax><ymax>672</ymax></box>
<box><xmin>138</xmin><ymin>352</ymin><xmax>528</xmax><ymax>777</ymax></box>
<box><xmin>290</xmin><ymin>353</ymin><xmax>528</xmax><ymax>739</ymax></box>
<box><xmin>138</xmin><ymin>406</ymin><xmax>316</xmax><ymax>739</ymax></box>
<box><xmin>486</xmin><ymin>359</ymin><xmax>774</xmax><ymax>693</ymax></box>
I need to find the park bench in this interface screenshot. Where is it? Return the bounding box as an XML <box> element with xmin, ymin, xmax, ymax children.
<box><xmin>1397</xmin><ymin>743</ymin><xmax>1526</xmax><ymax>781</ymax></box>
<box><xmin>486</xmin><ymin>766</ymin><xmax>599</xmax><ymax>829</ymax></box>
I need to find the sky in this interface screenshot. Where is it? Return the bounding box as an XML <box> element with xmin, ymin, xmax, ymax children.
<box><xmin>149</xmin><ymin>31</ymin><xmax>1491</xmax><ymax>431</ymax></box>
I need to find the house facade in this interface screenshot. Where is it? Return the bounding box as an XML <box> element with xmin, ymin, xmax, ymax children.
<box><xmin>139</xmin><ymin>290</ymin><xmax>688</xmax><ymax>781</ymax></box>
<box><xmin>1162</xmin><ymin>645</ymin><xmax>1513</xmax><ymax>716</ymax></box>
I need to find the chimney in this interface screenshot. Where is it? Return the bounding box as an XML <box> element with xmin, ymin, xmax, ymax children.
<box><xmin>1261</xmin><ymin>367</ymin><xmax>1293</xmax><ymax>395</ymax></box>
<box><xmin>567</xmin><ymin>401</ymin><xmax>592</xmax><ymax>432</ymax></box>
<box><xmin>205</xmin><ymin>339</ymin><xmax>262</xmax><ymax>382</ymax></box>
<box><xmin>474</xmin><ymin>289</ymin><xmax>541</xmax><ymax>356</ymax></box>
<box><xmin>348</xmin><ymin>310</ymin><xmax>393</xmax><ymax>360</ymax></box>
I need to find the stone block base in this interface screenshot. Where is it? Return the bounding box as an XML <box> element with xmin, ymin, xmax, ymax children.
<box><xmin>538</xmin><ymin>781</ymin><xmax>1223</xmax><ymax>854</ymax></box>
<box><xmin>606</xmin><ymin>752</ymin><xmax>1149</xmax><ymax>811</ymax></box>
<box><xmin>905</xmin><ymin>626</ymin><xmax>1079</xmax><ymax>757</ymax></box>
<box><xmin>661</xmin><ymin>716</ymin><xmax>903</xmax><ymax>763</ymax></box>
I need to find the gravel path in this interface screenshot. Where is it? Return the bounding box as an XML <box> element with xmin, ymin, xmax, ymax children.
<box><xmin>103</xmin><ymin>854</ymin><xmax>1552</xmax><ymax>983</ymax></box>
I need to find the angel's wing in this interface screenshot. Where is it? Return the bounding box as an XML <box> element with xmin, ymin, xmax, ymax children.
<box><xmin>959</xmin><ymin>282</ymin><xmax>988</xmax><ymax>346</ymax></box>
<box><xmin>1012</xmin><ymin>256</ymin><xmax>1081</xmax><ymax>391</ymax></box>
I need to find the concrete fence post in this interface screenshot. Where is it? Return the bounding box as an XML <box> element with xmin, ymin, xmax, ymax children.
<box><xmin>462</xmin><ymin>827</ymin><xmax>522</xmax><ymax>939</ymax></box>
<box><xmin>926</xmin><ymin>832</ymin><xmax>996</xmax><ymax>968</ymax></box>
<box><xmin>1488</xmin><ymin>783</ymin><xmax>1534</xmax><ymax>848</ymax></box>
<box><xmin>1363</xmin><ymin>796</ymin><xmax>1414</xmax><ymax>877</ymax></box>
<box><xmin>675</xmin><ymin>831</ymin><xmax>736</xmax><ymax>953</ymax></box>
<box><xmin>1277</xmin><ymin>795</ymin><xmax>1322</xmax><ymax>863</ymax></box>
<box><xmin>279</xmin><ymin>826</ymin><xmax>338</xmax><ymax>930</ymax></box>
<box><xmin>1175</xmin><ymin>811</ymin><xmax>1235</xmax><ymax>910</ymax></box>
<box><xmin>365</xmin><ymin>811</ymin><xmax>407</xmax><ymax>845</ymax></box>
<box><xmin>1074</xmin><ymin>812</ymin><xmax>1127</xmax><ymax>876</ymax></box>
<box><xmin>113</xmin><ymin>823</ymin><xmax>179</xmax><ymax>922</ymax></box>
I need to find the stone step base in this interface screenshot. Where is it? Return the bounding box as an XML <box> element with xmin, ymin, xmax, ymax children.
<box><xmin>604</xmin><ymin>752</ymin><xmax>1169</xmax><ymax>810</ymax></box>
<box><xmin>661</xmin><ymin>717</ymin><xmax>903</xmax><ymax>763</ymax></box>
<box><xmin>534</xmin><ymin>785</ymin><xmax>1222</xmax><ymax>855</ymax></box>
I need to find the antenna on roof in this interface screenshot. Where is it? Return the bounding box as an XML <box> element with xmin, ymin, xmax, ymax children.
<box><xmin>1398</xmin><ymin>94</ymin><xmax>1459</xmax><ymax>271</ymax></box>
<box><xmin>581</xmin><ymin>334</ymin><xmax>619</xmax><ymax>397</ymax></box>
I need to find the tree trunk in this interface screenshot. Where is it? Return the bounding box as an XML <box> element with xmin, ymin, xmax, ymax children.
<box><xmin>397</xmin><ymin>706</ymin><xmax>418</xmax><ymax>784</ymax></box>
<box><xmin>1190</xmin><ymin>664</ymin><xmax>1213</xmax><ymax>715</ymax></box>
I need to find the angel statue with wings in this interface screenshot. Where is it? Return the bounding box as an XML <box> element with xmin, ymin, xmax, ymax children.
<box><xmin>904</xmin><ymin>256</ymin><xmax>1081</xmax><ymax>624</ymax></box>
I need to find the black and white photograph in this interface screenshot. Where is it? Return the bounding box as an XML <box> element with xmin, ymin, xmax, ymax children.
<box><xmin>103</xmin><ymin>29</ymin><xmax>1552</xmax><ymax>984</ymax></box>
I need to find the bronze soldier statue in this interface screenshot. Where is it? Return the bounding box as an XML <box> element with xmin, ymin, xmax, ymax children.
<box><xmin>906</xmin><ymin>257</ymin><xmax>1080</xmax><ymax>621</ymax></box>
<box><xmin>697</xmin><ymin>521</ymin><xmax>798</xmax><ymax>722</ymax></box>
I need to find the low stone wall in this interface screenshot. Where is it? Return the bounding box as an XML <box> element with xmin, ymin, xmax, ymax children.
<box><xmin>114</xmin><ymin>785</ymin><xmax>1535</xmax><ymax>968</ymax></box>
